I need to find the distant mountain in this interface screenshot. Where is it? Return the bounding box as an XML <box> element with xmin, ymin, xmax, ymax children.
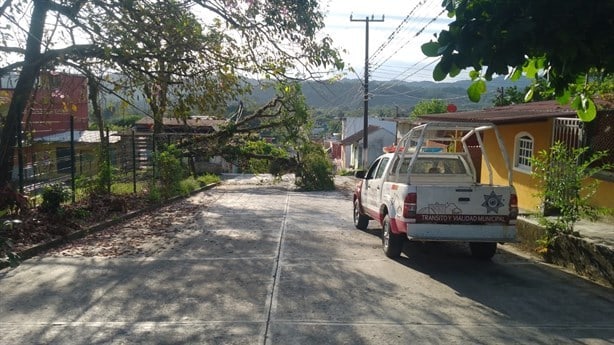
<box><xmin>244</xmin><ymin>76</ymin><xmax>531</xmax><ymax>113</ymax></box>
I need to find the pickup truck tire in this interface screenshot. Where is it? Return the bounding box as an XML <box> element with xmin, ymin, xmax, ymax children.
<box><xmin>353</xmin><ymin>199</ymin><xmax>369</xmax><ymax>230</ymax></box>
<box><xmin>469</xmin><ymin>242</ymin><xmax>497</xmax><ymax>260</ymax></box>
<box><xmin>382</xmin><ymin>215</ymin><xmax>404</xmax><ymax>258</ymax></box>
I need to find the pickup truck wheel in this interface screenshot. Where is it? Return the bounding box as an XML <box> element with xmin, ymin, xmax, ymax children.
<box><xmin>470</xmin><ymin>242</ymin><xmax>497</xmax><ymax>260</ymax></box>
<box><xmin>353</xmin><ymin>199</ymin><xmax>369</xmax><ymax>230</ymax></box>
<box><xmin>382</xmin><ymin>215</ymin><xmax>404</xmax><ymax>258</ymax></box>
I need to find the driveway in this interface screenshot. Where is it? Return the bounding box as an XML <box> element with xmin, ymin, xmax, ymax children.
<box><xmin>1</xmin><ymin>179</ymin><xmax>613</xmax><ymax>344</ymax></box>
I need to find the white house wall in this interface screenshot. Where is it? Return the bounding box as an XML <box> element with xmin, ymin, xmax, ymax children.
<box><xmin>343</xmin><ymin>128</ymin><xmax>395</xmax><ymax>169</ymax></box>
<box><xmin>342</xmin><ymin>117</ymin><xmax>396</xmax><ymax>140</ymax></box>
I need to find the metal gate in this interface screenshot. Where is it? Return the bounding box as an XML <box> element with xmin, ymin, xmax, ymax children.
<box><xmin>552</xmin><ymin>117</ymin><xmax>584</xmax><ymax>149</ymax></box>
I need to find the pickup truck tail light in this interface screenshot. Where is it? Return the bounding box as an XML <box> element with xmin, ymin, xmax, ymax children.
<box><xmin>403</xmin><ymin>192</ymin><xmax>417</xmax><ymax>219</ymax></box>
<box><xmin>509</xmin><ymin>194</ymin><xmax>518</xmax><ymax>223</ymax></box>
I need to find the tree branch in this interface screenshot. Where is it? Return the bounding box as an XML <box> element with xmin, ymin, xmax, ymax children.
<box><xmin>0</xmin><ymin>61</ymin><xmax>24</xmax><ymax>77</ymax></box>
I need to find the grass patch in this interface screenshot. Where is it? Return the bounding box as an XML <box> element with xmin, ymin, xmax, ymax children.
<box><xmin>111</xmin><ymin>181</ymin><xmax>148</xmax><ymax>195</ymax></box>
<box><xmin>197</xmin><ymin>173</ymin><xmax>221</xmax><ymax>186</ymax></box>
<box><xmin>180</xmin><ymin>177</ymin><xmax>201</xmax><ymax>196</ymax></box>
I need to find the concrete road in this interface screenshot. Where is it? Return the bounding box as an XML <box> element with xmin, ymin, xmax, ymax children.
<box><xmin>1</xmin><ymin>182</ymin><xmax>613</xmax><ymax>344</ymax></box>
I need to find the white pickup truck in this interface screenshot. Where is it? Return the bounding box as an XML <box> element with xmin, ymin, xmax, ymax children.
<box><xmin>353</xmin><ymin>121</ymin><xmax>518</xmax><ymax>260</ymax></box>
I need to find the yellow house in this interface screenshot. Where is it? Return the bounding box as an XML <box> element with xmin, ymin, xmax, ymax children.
<box><xmin>418</xmin><ymin>101</ymin><xmax>614</xmax><ymax>213</ymax></box>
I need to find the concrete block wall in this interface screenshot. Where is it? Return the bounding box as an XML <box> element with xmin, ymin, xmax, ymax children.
<box><xmin>516</xmin><ymin>218</ymin><xmax>614</xmax><ymax>288</ymax></box>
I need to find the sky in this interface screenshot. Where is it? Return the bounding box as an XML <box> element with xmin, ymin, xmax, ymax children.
<box><xmin>320</xmin><ymin>0</ymin><xmax>457</xmax><ymax>82</ymax></box>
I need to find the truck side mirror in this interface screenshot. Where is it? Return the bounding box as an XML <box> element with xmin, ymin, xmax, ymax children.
<box><xmin>354</xmin><ymin>170</ymin><xmax>366</xmax><ymax>179</ymax></box>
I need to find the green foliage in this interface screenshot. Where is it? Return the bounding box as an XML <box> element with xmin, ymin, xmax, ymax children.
<box><xmin>467</xmin><ymin>79</ymin><xmax>487</xmax><ymax>103</ymax></box>
<box><xmin>530</xmin><ymin>142</ymin><xmax>613</xmax><ymax>236</ymax></box>
<box><xmin>423</xmin><ymin>0</ymin><xmax>614</xmax><ymax>120</ymax></box>
<box><xmin>40</xmin><ymin>184</ymin><xmax>71</xmax><ymax>213</ymax></box>
<box><xmin>0</xmin><ymin>0</ymin><xmax>344</xmax><ymax>188</ymax></box>
<box><xmin>493</xmin><ymin>86</ymin><xmax>525</xmax><ymax>106</ymax></box>
<box><xmin>197</xmin><ymin>173</ymin><xmax>220</xmax><ymax>186</ymax></box>
<box><xmin>246</xmin><ymin>158</ymin><xmax>269</xmax><ymax>174</ymax></box>
<box><xmin>179</xmin><ymin>177</ymin><xmax>201</xmax><ymax>196</ymax></box>
<box><xmin>411</xmin><ymin>99</ymin><xmax>448</xmax><ymax>117</ymax></box>
<box><xmin>295</xmin><ymin>143</ymin><xmax>335</xmax><ymax>191</ymax></box>
<box><xmin>153</xmin><ymin>144</ymin><xmax>187</xmax><ymax>199</ymax></box>
<box><xmin>111</xmin><ymin>181</ymin><xmax>147</xmax><ymax>195</ymax></box>
<box><xmin>202</xmin><ymin>83</ymin><xmax>310</xmax><ymax>175</ymax></box>
<box><xmin>240</xmin><ymin>140</ymin><xmax>288</xmax><ymax>174</ymax></box>
<box><xmin>147</xmin><ymin>183</ymin><xmax>162</xmax><ymax>203</ymax></box>
<box><xmin>67</xmin><ymin>207</ymin><xmax>91</xmax><ymax>220</ymax></box>
<box><xmin>95</xmin><ymin>158</ymin><xmax>114</xmax><ymax>193</ymax></box>
<box><xmin>146</xmin><ymin>171</ymin><xmax>217</xmax><ymax>202</ymax></box>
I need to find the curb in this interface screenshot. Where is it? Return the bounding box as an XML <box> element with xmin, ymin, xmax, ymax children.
<box><xmin>515</xmin><ymin>217</ymin><xmax>614</xmax><ymax>288</ymax></box>
<box><xmin>1</xmin><ymin>182</ymin><xmax>219</xmax><ymax>270</ymax></box>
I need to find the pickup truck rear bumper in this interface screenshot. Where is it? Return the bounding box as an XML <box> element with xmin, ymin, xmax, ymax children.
<box><xmin>406</xmin><ymin>223</ymin><xmax>517</xmax><ymax>243</ymax></box>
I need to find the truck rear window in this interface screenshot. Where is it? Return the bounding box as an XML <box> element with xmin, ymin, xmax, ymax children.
<box><xmin>392</xmin><ymin>156</ymin><xmax>467</xmax><ymax>175</ymax></box>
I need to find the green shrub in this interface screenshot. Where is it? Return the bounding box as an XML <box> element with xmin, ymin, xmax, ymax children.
<box><xmin>147</xmin><ymin>183</ymin><xmax>162</xmax><ymax>203</ymax></box>
<box><xmin>40</xmin><ymin>184</ymin><xmax>71</xmax><ymax>213</ymax></box>
<box><xmin>240</xmin><ymin>140</ymin><xmax>289</xmax><ymax>174</ymax></box>
<box><xmin>95</xmin><ymin>159</ymin><xmax>114</xmax><ymax>193</ymax></box>
<box><xmin>154</xmin><ymin>145</ymin><xmax>187</xmax><ymax>199</ymax></box>
<box><xmin>247</xmin><ymin>158</ymin><xmax>269</xmax><ymax>174</ymax></box>
<box><xmin>530</xmin><ymin>141</ymin><xmax>612</xmax><ymax>254</ymax></box>
<box><xmin>179</xmin><ymin>177</ymin><xmax>200</xmax><ymax>196</ymax></box>
<box><xmin>531</xmin><ymin>142</ymin><xmax>612</xmax><ymax>232</ymax></box>
<box><xmin>197</xmin><ymin>173</ymin><xmax>221</xmax><ymax>186</ymax></box>
<box><xmin>296</xmin><ymin>143</ymin><xmax>335</xmax><ymax>191</ymax></box>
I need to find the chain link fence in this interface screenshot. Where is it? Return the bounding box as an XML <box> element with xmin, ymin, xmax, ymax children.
<box><xmin>585</xmin><ymin>110</ymin><xmax>614</xmax><ymax>170</ymax></box>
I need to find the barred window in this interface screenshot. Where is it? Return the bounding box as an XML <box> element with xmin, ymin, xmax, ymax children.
<box><xmin>515</xmin><ymin>133</ymin><xmax>533</xmax><ymax>172</ymax></box>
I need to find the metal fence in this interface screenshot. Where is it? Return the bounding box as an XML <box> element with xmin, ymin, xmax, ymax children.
<box><xmin>553</xmin><ymin>114</ymin><xmax>614</xmax><ymax>171</ymax></box>
<box><xmin>10</xmin><ymin>130</ymin><xmax>156</xmax><ymax>200</ymax></box>
<box><xmin>552</xmin><ymin>117</ymin><xmax>584</xmax><ymax>150</ymax></box>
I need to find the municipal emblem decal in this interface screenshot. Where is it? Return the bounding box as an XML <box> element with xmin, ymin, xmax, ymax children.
<box><xmin>482</xmin><ymin>191</ymin><xmax>504</xmax><ymax>213</ymax></box>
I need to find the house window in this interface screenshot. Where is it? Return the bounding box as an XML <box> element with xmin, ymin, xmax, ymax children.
<box><xmin>514</xmin><ymin>132</ymin><xmax>534</xmax><ymax>172</ymax></box>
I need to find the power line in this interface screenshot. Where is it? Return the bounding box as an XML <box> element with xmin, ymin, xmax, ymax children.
<box><xmin>368</xmin><ymin>0</ymin><xmax>428</xmax><ymax>64</ymax></box>
<box><xmin>368</xmin><ymin>0</ymin><xmax>442</xmax><ymax>69</ymax></box>
<box><xmin>370</xmin><ymin>56</ymin><xmax>439</xmax><ymax>95</ymax></box>
<box><xmin>370</xmin><ymin>8</ymin><xmax>446</xmax><ymax>74</ymax></box>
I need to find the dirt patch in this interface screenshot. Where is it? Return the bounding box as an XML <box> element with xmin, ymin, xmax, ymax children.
<box><xmin>45</xmin><ymin>191</ymin><xmax>222</xmax><ymax>257</ymax></box>
<box><xmin>2</xmin><ymin>193</ymin><xmax>155</xmax><ymax>254</ymax></box>
<box><xmin>3</xmin><ymin>175</ymin><xmax>358</xmax><ymax>261</ymax></box>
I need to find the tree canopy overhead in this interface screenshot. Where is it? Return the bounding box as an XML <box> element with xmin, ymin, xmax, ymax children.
<box><xmin>0</xmin><ymin>0</ymin><xmax>344</xmax><ymax>187</ymax></box>
<box><xmin>422</xmin><ymin>0</ymin><xmax>614</xmax><ymax>121</ymax></box>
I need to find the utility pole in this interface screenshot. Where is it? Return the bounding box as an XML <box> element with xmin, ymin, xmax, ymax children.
<box><xmin>351</xmin><ymin>14</ymin><xmax>384</xmax><ymax>169</ymax></box>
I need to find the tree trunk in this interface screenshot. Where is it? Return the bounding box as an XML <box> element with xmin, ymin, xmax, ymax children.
<box><xmin>87</xmin><ymin>74</ymin><xmax>112</xmax><ymax>193</ymax></box>
<box><xmin>88</xmin><ymin>75</ymin><xmax>106</xmax><ymax>149</ymax></box>
<box><xmin>0</xmin><ymin>1</ymin><xmax>48</xmax><ymax>187</ymax></box>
